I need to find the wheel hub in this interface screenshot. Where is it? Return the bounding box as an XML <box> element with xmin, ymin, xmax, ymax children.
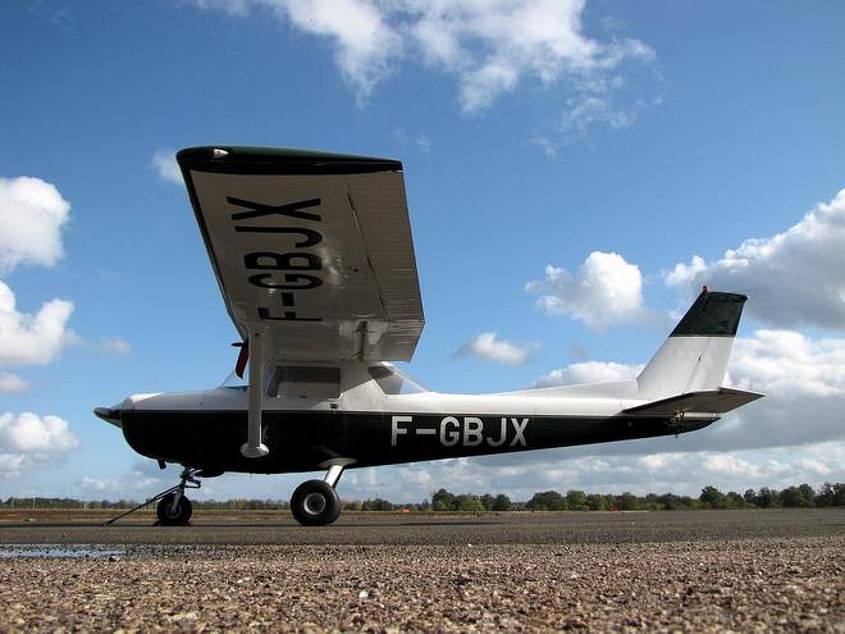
<box><xmin>303</xmin><ymin>492</ymin><xmax>327</xmax><ymax>516</ymax></box>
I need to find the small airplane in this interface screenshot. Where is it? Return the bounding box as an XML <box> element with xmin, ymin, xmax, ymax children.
<box><xmin>95</xmin><ymin>146</ymin><xmax>763</xmax><ymax>526</ymax></box>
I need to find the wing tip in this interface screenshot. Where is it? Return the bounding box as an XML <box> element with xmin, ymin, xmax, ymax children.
<box><xmin>176</xmin><ymin>146</ymin><xmax>402</xmax><ymax>176</ymax></box>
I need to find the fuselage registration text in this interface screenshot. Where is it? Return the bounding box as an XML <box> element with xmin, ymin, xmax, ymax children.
<box><xmin>391</xmin><ymin>415</ymin><xmax>528</xmax><ymax>448</ymax></box>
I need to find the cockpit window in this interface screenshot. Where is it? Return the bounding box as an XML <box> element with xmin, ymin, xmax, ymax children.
<box><xmin>368</xmin><ymin>365</ymin><xmax>429</xmax><ymax>395</ymax></box>
<box><xmin>266</xmin><ymin>366</ymin><xmax>341</xmax><ymax>399</ymax></box>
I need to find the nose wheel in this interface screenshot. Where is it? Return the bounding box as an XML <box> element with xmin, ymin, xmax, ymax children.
<box><xmin>290</xmin><ymin>464</ymin><xmax>344</xmax><ymax>526</ymax></box>
<box><xmin>156</xmin><ymin>492</ymin><xmax>193</xmax><ymax>526</ymax></box>
<box><xmin>103</xmin><ymin>466</ymin><xmax>201</xmax><ymax>526</ymax></box>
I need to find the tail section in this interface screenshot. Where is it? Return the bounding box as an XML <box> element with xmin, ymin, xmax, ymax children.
<box><xmin>637</xmin><ymin>289</ymin><xmax>747</xmax><ymax>400</ymax></box>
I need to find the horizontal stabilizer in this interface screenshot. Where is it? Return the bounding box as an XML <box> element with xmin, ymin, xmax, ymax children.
<box><xmin>624</xmin><ymin>387</ymin><xmax>764</xmax><ymax>418</ymax></box>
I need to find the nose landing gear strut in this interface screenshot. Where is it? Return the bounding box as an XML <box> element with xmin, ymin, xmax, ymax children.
<box><xmin>103</xmin><ymin>466</ymin><xmax>201</xmax><ymax>526</ymax></box>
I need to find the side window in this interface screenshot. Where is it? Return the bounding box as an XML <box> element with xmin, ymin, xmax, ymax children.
<box><xmin>267</xmin><ymin>366</ymin><xmax>341</xmax><ymax>399</ymax></box>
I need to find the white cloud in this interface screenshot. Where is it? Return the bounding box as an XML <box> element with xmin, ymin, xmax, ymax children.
<box><xmin>457</xmin><ymin>332</ymin><xmax>532</xmax><ymax>365</ymax></box>
<box><xmin>526</xmin><ymin>251</ymin><xmax>646</xmax><ymax>330</ymax></box>
<box><xmin>392</xmin><ymin>128</ymin><xmax>431</xmax><ymax>152</ymax></box>
<box><xmin>77</xmin><ymin>475</ymin><xmax>122</xmax><ymax>493</ymax></box>
<box><xmin>535</xmin><ymin>360</ymin><xmax>642</xmax><ymax>386</ymax></box>
<box><xmin>0</xmin><ymin>176</ymin><xmax>70</xmax><ymax>273</ymax></box>
<box><xmin>72</xmin><ymin>461</ymin><xmax>190</xmax><ymax>499</ymax></box>
<box><xmin>102</xmin><ymin>336</ymin><xmax>131</xmax><ymax>356</ymax></box>
<box><xmin>535</xmin><ymin>329</ymin><xmax>845</xmax><ymax>452</ymax></box>
<box><xmin>0</xmin><ymin>372</ymin><xmax>29</xmax><ymax>393</ymax></box>
<box><xmin>729</xmin><ymin>330</ymin><xmax>845</xmax><ymax>398</ymax></box>
<box><xmin>0</xmin><ymin>412</ymin><xmax>79</xmax><ymax>478</ymax></box>
<box><xmin>334</xmin><ymin>440</ymin><xmax>845</xmax><ymax>502</ymax></box>
<box><xmin>278</xmin><ymin>0</ymin><xmax>400</xmax><ymax>102</ymax></box>
<box><xmin>0</xmin><ymin>281</ymin><xmax>74</xmax><ymax>367</ymax></box>
<box><xmin>665</xmin><ymin>188</ymin><xmax>845</xmax><ymax>331</ymax></box>
<box><xmin>151</xmin><ymin>149</ymin><xmax>182</xmax><ymax>184</ymax></box>
<box><xmin>404</xmin><ymin>0</ymin><xmax>654</xmax><ymax>114</ymax></box>
<box><xmin>191</xmin><ymin>0</ymin><xmax>657</xmax><ymax>135</ymax></box>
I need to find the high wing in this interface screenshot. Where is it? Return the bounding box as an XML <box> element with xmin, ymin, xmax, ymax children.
<box><xmin>176</xmin><ymin>146</ymin><xmax>424</xmax><ymax>363</ymax></box>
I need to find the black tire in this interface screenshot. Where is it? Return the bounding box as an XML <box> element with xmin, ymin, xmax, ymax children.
<box><xmin>291</xmin><ymin>479</ymin><xmax>341</xmax><ymax>526</ymax></box>
<box><xmin>156</xmin><ymin>492</ymin><xmax>193</xmax><ymax>526</ymax></box>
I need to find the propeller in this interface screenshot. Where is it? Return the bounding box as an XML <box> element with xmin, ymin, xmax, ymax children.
<box><xmin>233</xmin><ymin>340</ymin><xmax>249</xmax><ymax>378</ymax></box>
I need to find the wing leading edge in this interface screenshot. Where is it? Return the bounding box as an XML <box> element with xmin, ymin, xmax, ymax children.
<box><xmin>177</xmin><ymin>146</ymin><xmax>425</xmax><ymax>363</ymax></box>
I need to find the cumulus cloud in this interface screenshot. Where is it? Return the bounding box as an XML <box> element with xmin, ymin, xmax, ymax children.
<box><xmin>0</xmin><ymin>412</ymin><xmax>79</xmax><ymax>477</ymax></box>
<box><xmin>191</xmin><ymin>0</ymin><xmax>657</xmax><ymax>135</ymax></box>
<box><xmin>0</xmin><ymin>175</ymin><xmax>76</xmax><ymax>369</ymax></box>
<box><xmin>0</xmin><ymin>281</ymin><xmax>74</xmax><ymax>367</ymax></box>
<box><xmin>729</xmin><ymin>330</ymin><xmax>845</xmax><ymax>398</ymax></box>
<box><xmin>277</xmin><ymin>0</ymin><xmax>399</xmax><ymax>102</ymax></box>
<box><xmin>535</xmin><ymin>360</ymin><xmax>642</xmax><ymax>387</ymax></box>
<box><xmin>526</xmin><ymin>251</ymin><xmax>646</xmax><ymax>330</ymax></box>
<box><xmin>151</xmin><ymin>149</ymin><xmax>182</xmax><ymax>184</ymax></box>
<box><xmin>0</xmin><ymin>176</ymin><xmax>70</xmax><ymax>273</ymax></box>
<box><xmin>698</xmin><ymin>329</ymin><xmax>845</xmax><ymax>451</ymax></box>
<box><xmin>0</xmin><ymin>372</ymin><xmax>29</xmax><ymax>393</ymax></box>
<box><xmin>457</xmin><ymin>332</ymin><xmax>532</xmax><ymax>365</ymax></box>
<box><xmin>665</xmin><ymin>188</ymin><xmax>845</xmax><ymax>331</ymax></box>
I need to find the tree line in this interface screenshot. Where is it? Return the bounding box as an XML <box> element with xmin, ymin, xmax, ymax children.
<box><xmin>3</xmin><ymin>482</ymin><xmax>843</xmax><ymax>511</ymax></box>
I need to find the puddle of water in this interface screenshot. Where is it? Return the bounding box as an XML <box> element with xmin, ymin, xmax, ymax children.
<box><xmin>0</xmin><ymin>544</ymin><xmax>126</xmax><ymax>560</ymax></box>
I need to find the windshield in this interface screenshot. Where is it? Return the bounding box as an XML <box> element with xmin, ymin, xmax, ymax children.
<box><xmin>369</xmin><ymin>364</ymin><xmax>429</xmax><ymax>395</ymax></box>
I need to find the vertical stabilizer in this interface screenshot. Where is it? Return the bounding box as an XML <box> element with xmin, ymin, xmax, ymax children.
<box><xmin>637</xmin><ymin>290</ymin><xmax>747</xmax><ymax>400</ymax></box>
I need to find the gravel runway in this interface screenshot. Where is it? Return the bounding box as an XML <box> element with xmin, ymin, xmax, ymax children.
<box><xmin>1</xmin><ymin>509</ymin><xmax>843</xmax><ymax>631</ymax></box>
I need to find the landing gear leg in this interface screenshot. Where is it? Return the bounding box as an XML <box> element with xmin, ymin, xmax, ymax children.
<box><xmin>156</xmin><ymin>467</ymin><xmax>200</xmax><ymax>526</ymax></box>
<box><xmin>290</xmin><ymin>465</ymin><xmax>344</xmax><ymax>526</ymax></box>
<box><xmin>103</xmin><ymin>466</ymin><xmax>201</xmax><ymax>526</ymax></box>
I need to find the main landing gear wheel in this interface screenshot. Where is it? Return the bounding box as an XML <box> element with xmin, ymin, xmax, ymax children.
<box><xmin>291</xmin><ymin>479</ymin><xmax>341</xmax><ymax>526</ymax></box>
<box><xmin>156</xmin><ymin>492</ymin><xmax>193</xmax><ymax>526</ymax></box>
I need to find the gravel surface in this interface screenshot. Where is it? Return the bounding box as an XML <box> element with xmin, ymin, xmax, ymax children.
<box><xmin>0</xmin><ymin>511</ymin><xmax>843</xmax><ymax>632</ymax></box>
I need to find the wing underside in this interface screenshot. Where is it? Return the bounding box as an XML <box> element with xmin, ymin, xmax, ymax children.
<box><xmin>177</xmin><ymin>146</ymin><xmax>425</xmax><ymax>362</ymax></box>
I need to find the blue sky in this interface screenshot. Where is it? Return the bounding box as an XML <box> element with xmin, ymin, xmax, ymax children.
<box><xmin>1</xmin><ymin>0</ymin><xmax>844</xmax><ymax>503</ymax></box>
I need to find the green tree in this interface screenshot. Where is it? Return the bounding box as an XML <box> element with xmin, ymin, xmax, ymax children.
<box><xmin>361</xmin><ymin>498</ymin><xmax>393</xmax><ymax>511</ymax></box>
<box><xmin>586</xmin><ymin>493</ymin><xmax>609</xmax><ymax>511</ymax></box>
<box><xmin>431</xmin><ymin>488</ymin><xmax>456</xmax><ymax>511</ymax></box>
<box><xmin>479</xmin><ymin>494</ymin><xmax>495</xmax><ymax>511</ymax></box>
<box><xmin>725</xmin><ymin>491</ymin><xmax>744</xmax><ymax>508</ymax></box>
<box><xmin>755</xmin><ymin>487</ymin><xmax>781</xmax><ymax>508</ymax></box>
<box><xmin>615</xmin><ymin>492</ymin><xmax>639</xmax><ymax>511</ymax></box>
<box><xmin>526</xmin><ymin>490</ymin><xmax>566</xmax><ymax>511</ymax></box>
<box><xmin>700</xmin><ymin>485</ymin><xmax>727</xmax><ymax>509</ymax></box>
<box><xmin>492</xmin><ymin>494</ymin><xmax>512</xmax><ymax>511</ymax></box>
<box><xmin>780</xmin><ymin>485</ymin><xmax>814</xmax><ymax>508</ymax></box>
<box><xmin>455</xmin><ymin>494</ymin><xmax>484</xmax><ymax>512</ymax></box>
<box><xmin>566</xmin><ymin>490</ymin><xmax>588</xmax><ymax>511</ymax></box>
<box><xmin>657</xmin><ymin>493</ymin><xmax>685</xmax><ymax>510</ymax></box>
<box><xmin>816</xmin><ymin>482</ymin><xmax>845</xmax><ymax>506</ymax></box>
<box><xmin>798</xmin><ymin>484</ymin><xmax>816</xmax><ymax>507</ymax></box>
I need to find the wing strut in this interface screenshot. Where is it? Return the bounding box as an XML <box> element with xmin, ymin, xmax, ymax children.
<box><xmin>241</xmin><ymin>327</ymin><xmax>269</xmax><ymax>458</ymax></box>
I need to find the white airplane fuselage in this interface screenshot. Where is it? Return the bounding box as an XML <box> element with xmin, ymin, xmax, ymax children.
<box><xmin>98</xmin><ymin>362</ymin><xmax>716</xmax><ymax>476</ymax></box>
